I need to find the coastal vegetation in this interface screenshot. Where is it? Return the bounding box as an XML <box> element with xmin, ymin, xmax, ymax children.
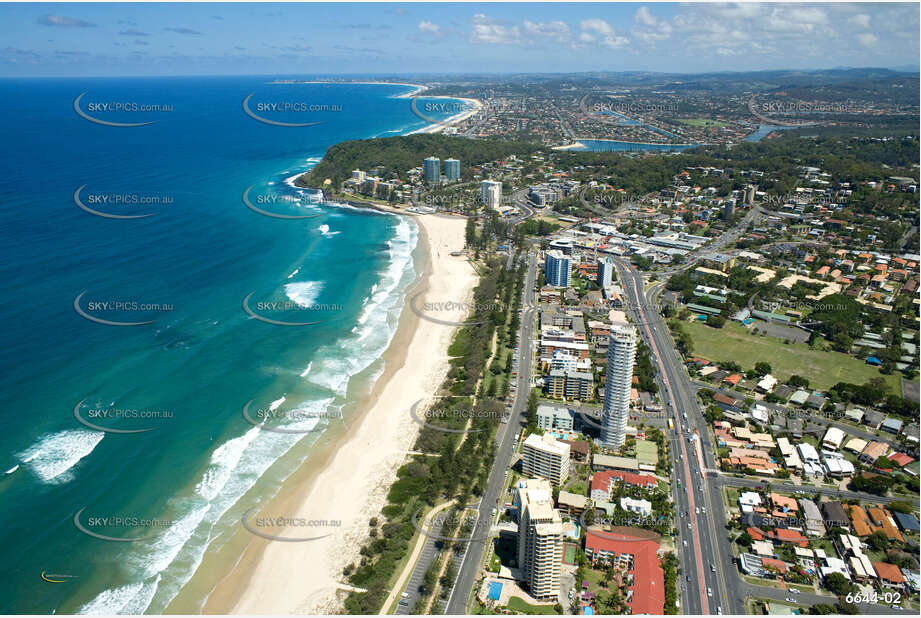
<box><xmin>341</xmin><ymin>248</ymin><xmax>526</xmax><ymax>614</ymax></box>
<box><xmin>297</xmin><ymin>134</ymin><xmax>540</xmax><ymax>187</ymax></box>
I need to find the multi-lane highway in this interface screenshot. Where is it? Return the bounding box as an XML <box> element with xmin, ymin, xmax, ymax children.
<box><xmin>614</xmin><ymin>259</ymin><xmax>735</xmax><ymax>615</ymax></box>
<box><xmin>445</xmin><ymin>250</ymin><xmax>538</xmax><ymax>614</ymax></box>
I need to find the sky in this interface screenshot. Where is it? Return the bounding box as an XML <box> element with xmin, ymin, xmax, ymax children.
<box><xmin>0</xmin><ymin>2</ymin><xmax>918</xmax><ymax>77</ymax></box>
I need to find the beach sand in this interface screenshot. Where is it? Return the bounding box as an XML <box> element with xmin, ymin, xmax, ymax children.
<box><xmin>201</xmin><ymin>212</ymin><xmax>476</xmax><ymax>614</ymax></box>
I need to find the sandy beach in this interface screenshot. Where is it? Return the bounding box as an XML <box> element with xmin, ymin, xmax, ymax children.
<box><xmin>409</xmin><ymin>96</ymin><xmax>484</xmax><ymax>134</ymax></box>
<box><xmin>202</xmin><ymin>211</ymin><xmax>476</xmax><ymax>614</ymax></box>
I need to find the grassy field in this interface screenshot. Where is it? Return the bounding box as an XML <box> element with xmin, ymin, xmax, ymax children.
<box><xmin>677</xmin><ymin>118</ymin><xmax>730</xmax><ymax>128</ymax></box>
<box><xmin>683</xmin><ymin>320</ymin><xmax>902</xmax><ymax>393</ymax></box>
<box><xmin>506</xmin><ymin>597</ymin><xmax>558</xmax><ymax>614</ymax></box>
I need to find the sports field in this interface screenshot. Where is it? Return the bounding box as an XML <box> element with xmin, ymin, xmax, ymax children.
<box><xmin>684</xmin><ymin>320</ymin><xmax>902</xmax><ymax>393</ymax></box>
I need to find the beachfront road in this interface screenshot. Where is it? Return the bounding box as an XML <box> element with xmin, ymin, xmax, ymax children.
<box><xmin>445</xmin><ymin>250</ymin><xmax>538</xmax><ymax>614</ymax></box>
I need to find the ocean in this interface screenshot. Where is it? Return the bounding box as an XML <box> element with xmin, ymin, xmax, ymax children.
<box><xmin>0</xmin><ymin>77</ymin><xmax>459</xmax><ymax>614</ymax></box>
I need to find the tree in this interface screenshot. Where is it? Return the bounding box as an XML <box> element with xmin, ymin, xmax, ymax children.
<box><xmin>737</xmin><ymin>532</ymin><xmax>753</xmax><ymax>548</ymax></box>
<box><xmin>754</xmin><ymin>361</ymin><xmax>772</xmax><ymax>376</ymax></box>
<box><xmin>866</xmin><ymin>530</ymin><xmax>889</xmax><ymax>552</ymax></box>
<box><xmin>788</xmin><ymin>375</ymin><xmax>810</xmax><ymax>388</ymax></box>
<box><xmin>823</xmin><ymin>572</ymin><xmax>854</xmax><ymax>596</ymax></box>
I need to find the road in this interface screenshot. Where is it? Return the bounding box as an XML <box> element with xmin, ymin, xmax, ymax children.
<box><xmin>614</xmin><ymin>259</ymin><xmax>734</xmax><ymax>615</ymax></box>
<box><xmin>445</xmin><ymin>250</ymin><xmax>538</xmax><ymax>614</ymax></box>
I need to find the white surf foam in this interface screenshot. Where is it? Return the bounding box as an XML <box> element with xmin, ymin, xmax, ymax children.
<box><xmin>268</xmin><ymin>396</ymin><xmax>286</xmax><ymax>412</ymax></box>
<box><xmin>18</xmin><ymin>430</ymin><xmax>104</xmax><ymax>483</ymax></box>
<box><xmin>283</xmin><ymin>281</ymin><xmax>323</xmax><ymax>308</ymax></box>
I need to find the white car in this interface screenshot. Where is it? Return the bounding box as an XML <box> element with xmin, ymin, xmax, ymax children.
<box><xmin>707</xmin><ymin>588</ymin><xmax>712</xmax><ymax>597</ymax></box>
<box><xmin>695</xmin><ymin>507</ymin><xmax>699</xmax><ymax>514</ymax></box>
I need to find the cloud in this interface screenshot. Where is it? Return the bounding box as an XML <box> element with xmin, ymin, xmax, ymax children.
<box><xmin>418</xmin><ymin>21</ymin><xmax>441</xmax><ymax>34</ymax></box>
<box><xmin>522</xmin><ymin>20</ymin><xmax>571</xmax><ymax>44</ymax></box>
<box><xmin>634</xmin><ymin>6</ymin><xmax>657</xmax><ymax>27</ymax></box>
<box><xmin>470</xmin><ymin>14</ymin><xmax>520</xmax><ymax>45</ymax></box>
<box><xmin>37</xmin><ymin>15</ymin><xmax>96</xmax><ymax>28</ymax></box>
<box><xmin>119</xmin><ymin>29</ymin><xmax>149</xmax><ymax>36</ymax></box>
<box><xmin>857</xmin><ymin>32</ymin><xmax>878</xmax><ymax>47</ymax></box>
<box><xmin>164</xmin><ymin>27</ymin><xmax>203</xmax><ymax>35</ymax></box>
<box><xmin>579</xmin><ymin>19</ymin><xmax>628</xmax><ymax>49</ymax></box>
<box><xmin>630</xmin><ymin>7</ymin><xmax>672</xmax><ymax>42</ymax></box>
<box><xmin>848</xmin><ymin>14</ymin><xmax>870</xmax><ymax>29</ymax></box>
<box><xmin>581</xmin><ymin>18</ymin><xmax>613</xmax><ymax>37</ymax></box>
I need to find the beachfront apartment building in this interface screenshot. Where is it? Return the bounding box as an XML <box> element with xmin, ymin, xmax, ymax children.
<box><xmin>536</xmin><ymin>404</ymin><xmax>574</xmax><ymax>432</ymax></box>
<box><xmin>423</xmin><ymin>156</ymin><xmax>441</xmax><ymax>184</ymax></box>
<box><xmin>443</xmin><ymin>158</ymin><xmax>460</xmax><ymax>180</ymax></box>
<box><xmin>516</xmin><ymin>479</ymin><xmax>564</xmax><ymax>601</ymax></box>
<box><xmin>480</xmin><ymin>180</ymin><xmax>502</xmax><ymax>208</ymax></box>
<box><xmin>522</xmin><ymin>433</ymin><xmax>571</xmax><ymax>486</ymax></box>
<box><xmin>544</xmin><ymin>250</ymin><xmax>571</xmax><ymax>287</ymax></box>
<box><xmin>601</xmin><ymin>318</ymin><xmax>637</xmax><ymax>449</ymax></box>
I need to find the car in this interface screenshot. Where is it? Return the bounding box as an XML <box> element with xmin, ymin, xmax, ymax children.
<box><xmin>702</xmin><ymin>507</ymin><xmax>707</xmax><ymax>514</ymax></box>
<box><xmin>686</xmin><ymin>576</ymin><xmax>691</xmax><ymax>583</ymax></box>
<box><xmin>711</xmin><ymin>564</ymin><xmax>716</xmax><ymax>572</ymax></box>
<box><xmin>491</xmin><ymin>508</ymin><xmax>497</xmax><ymax>516</ymax></box>
<box><xmin>687</xmin><ymin>523</ymin><xmax>691</xmax><ymax>529</ymax></box>
<box><xmin>398</xmin><ymin>599</ymin><xmax>408</xmax><ymax>606</ymax></box>
<box><xmin>401</xmin><ymin>592</ymin><xmax>409</xmax><ymax>599</ymax></box>
<box><xmin>717</xmin><ymin>607</ymin><xmax>722</xmax><ymax>615</ymax></box>
<box><xmin>791</xmin><ymin>589</ymin><xmax>800</xmax><ymax>595</ymax></box>
<box><xmin>683</xmin><ymin>540</ymin><xmax>688</xmax><ymax>547</ymax></box>
<box><xmin>695</xmin><ymin>507</ymin><xmax>699</xmax><ymax>515</ymax></box>
<box><xmin>707</xmin><ymin>588</ymin><xmax>712</xmax><ymax>597</ymax></box>
<box><xmin>785</xmin><ymin>597</ymin><xmax>795</xmax><ymax>603</ymax></box>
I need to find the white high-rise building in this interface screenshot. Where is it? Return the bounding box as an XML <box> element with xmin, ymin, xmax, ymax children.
<box><xmin>522</xmin><ymin>433</ymin><xmax>570</xmax><ymax>486</ymax></box>
<box><xmin>480</xmin><ymin>180</ymin><xmax>502</xmax><ymax>209</ymax></box>
<box><xmin>601</xmin><ymin>317</ymin><xmax>637</xmax><ymax>448</ymax></box>
<box><xmin>597</xmin><ymin>257</ymin><xmax>614</xmax><ymax>288</ymax></box>
<box><xmin>516</xmin><ymin>479</ymin><xmax>563</xmax><ymax>600</ymax></box>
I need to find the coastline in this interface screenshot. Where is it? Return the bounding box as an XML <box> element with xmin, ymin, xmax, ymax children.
<box><xmin>201</xmin><ymin>210</ymin><xmax>476</xmax><ymax>614</ymax></box>
<box><xmin>408</xmin><ymin>96</ymin><xmax>483</xmax><ymax>134</ymax></box>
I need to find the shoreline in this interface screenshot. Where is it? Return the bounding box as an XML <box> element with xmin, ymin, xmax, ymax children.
<box><xmin>268</xmin><ymin>79</ymin><xmax>428</xmax><ymax>98</ymax></box>
<box><xmin>408</xmin><ymin>96</ymin><xmax>483</xmax><ymax>134</ymax></box>
<box><xmin>202</xmin><ymin>209</ymin><xmax>476</xmax><ymax>614</ymax></box>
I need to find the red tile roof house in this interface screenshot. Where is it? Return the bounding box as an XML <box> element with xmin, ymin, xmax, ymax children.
<box><xmin>769</xmin><ymin>528</ymin><xmax>809</xmax><ymax>548</ymax></box>
<box><xmin>761</xmin><ymin>557</ymin><xmax>789</xmax><ymax>574</ymax></box>
<box><xmin>888</xmin><ymin>452</ymin><xmax>915</xmax><ymax>467</ymax></box>
<box><xmin>724</xmin><ymin>374</ymin><xmax>742</xmax><ymax>386</ymax></box>
<box><xmin>873</xmin><ymin>562</ymin><xmax>906</xmax><ymax>589</ymax></box>
<box><xmin>585</xmin><ymin>530</ymin><xmax>665</xmax><ymax>615</ymax></box>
